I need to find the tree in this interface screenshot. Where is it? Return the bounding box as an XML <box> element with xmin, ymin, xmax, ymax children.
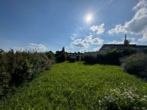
<box><xmin>55</xmin><ymin>47</ymin><xmax>67</xmax><ymax>62</ymax></box>
<box><xmin>45</xmin><ymin>51</ymin><xmax>55</xmax><ymax>60</ymax></box>
<box><xmin>62</xmin><ymin>47</ymin><xmax>65</xmax><ymax>52</ymax></box>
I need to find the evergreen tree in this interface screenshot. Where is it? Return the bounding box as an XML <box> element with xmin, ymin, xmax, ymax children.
<box><xmin>62</xmin><ymin>47</ymin><xmax>65</xmax><ymax>52</ymax></box>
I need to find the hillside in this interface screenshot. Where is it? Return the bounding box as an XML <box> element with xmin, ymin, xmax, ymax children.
<box><xmin>1</xmin><ymin>62</ymin><xmax>147</xmax><ymax>110</ymax></box>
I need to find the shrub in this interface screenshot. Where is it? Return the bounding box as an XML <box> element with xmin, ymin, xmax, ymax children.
<box><xmin>105</xmin><ymin>49</ymin><xmax>122</xmax><ymax>65</ymax></box>
<box><xmin>69</xmin><ymin>56</ymin><xmax>76</xmax><ymax>62</ymax></box>
<box><xmin>45</xmin><ymin>51</ymin><xmax>56</xmax><ymax>60</ymax></box>
<box><xmin>82</xmin><ymin>55</ymin><xmax>96</xmax><ymax>64</ymax></box>
<box><xmin>120</xmin><ymin>53</ymin><xmax>147</xmax><ymax>78</ymax></box>
<box><xmin>143</xmin><ymin>48</ymin><xmax>147</xmax><ymax>54</ymax></box>
<box><xmin>121</xmin><ymin>47</ymin><xmax>137</xmax><ymax>56</ymax></box>
<box><xmin>0</xmin><ymin>49</ymin><xmax>54</xmax><ymax>100</ymax></box>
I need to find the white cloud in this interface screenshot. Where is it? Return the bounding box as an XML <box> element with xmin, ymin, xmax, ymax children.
<box><xmin>70</xmin><ymin>35</ymin><xmax>104</xmax><ymax>48</ymax></box>
<box><xmin>107</xmin><ymin>40</ymin><xmax>124</xmax><ymax>44</ymax></box>
<box><xmin>90</xmin><ymin>23</ymin><xmax>105</xmax><ymax>34</ymax></box>
<box><xmin>70</xmin><ymin>34</ymin><xmax>77</xmax><ymax>40</ymax></box>
<box><xmin>79</xmin><ymin>49</ymin><xmax>88</xmax><ymax>53</ymax></box>
<box><xmin>107</xmin><ymin>39</ymin><xmax>137</xmax><ymax>44</ymax></box>
<box><xmin>84</xmin><ymin>35</ymin><xmax>104</xmax><ymax>44</ymax></box>
<box><xmin>133</xmin><ymin>0</ymin><xmax>147</xmax><ymax>10</ymax></box>
<box><xmin>29</xmin><ymin>43</ymin><xmax>47</xmax><ymax>52</ymax></box>
<box><xmin>65</xmin><ymin>47</ymin><xmax>70</xmax><ymax>52</ymax></box>
<box><xmin>70</xmin><ymin>39</ymin><xmax>89</xmax><ymax>48</ymax></box>
<box><xmin>15</xmin><ymin>47</ymin><xmax>26</xmax><ymax>51</ymax></box>
<box><xmin>92</xmin><ymin>38</ymin><xmax>104</xmax><ymax>44</ymax></box>
<box><xmin>108</xmin><ymin>0</ymin><xmax>147</xmax><ymax>41</ymax></box>
<box><xmin>94</xmin><ymin>47</ymin><xmax>101</xmax><ymax>51</ymax></box>
<box><xmin>84</xmin><ymin>35</ymin><xmax>93</xmax><ymax>43</ymax></box>
<box><xmin>108</xmin><ymin>24</ymin><xmax>125</xmax><ymax>34</ymax></box>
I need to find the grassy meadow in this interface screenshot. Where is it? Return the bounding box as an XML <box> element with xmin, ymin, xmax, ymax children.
<box><xmin>1</xmin><ymin>62</ymin><xmax>147</xmax><ymax>110</ymax></box>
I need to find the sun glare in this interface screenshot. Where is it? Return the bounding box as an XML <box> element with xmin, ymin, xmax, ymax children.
<box><xmin>86</xmin><ymin>14</ymin><xmax>92</xmax><ymax>22</ymax></box>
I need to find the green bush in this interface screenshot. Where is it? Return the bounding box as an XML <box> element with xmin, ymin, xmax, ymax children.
<box><xmin>143</xmin><ymin>48</ymin><xmax>147</xmax><ymax>54</ymax></box>
<box><xmin>121</xmin><ymin>47</ymin><xmax>137</xmax><ymax>56</ymax></box>
<box><xmin>0</xmin><ymin>49</ymin><xmax>54</xmax><ymax>99</ymax></box>
<box><xmin>105</xmin><ymin>49</ymin><xmax>122</xmax><ymax>65</ymax></box>
<box><xmin>120</xmin><ymin>53</ymin><xmax>147</xmax><ymax>78</ymax></box>
<box><xmin>45</xmin><ymin>51</ymin><xmax>56</xmax><ymax>60</ymax></box>
<box><xmin>69</xmin><ymin>56</ymin><xmax>76</xmax><ymax>62</ymax></box>
<box><xmin>56</xmin><ymin>52</ymin><xmax>67</xmax><ymax>62</ymax></box>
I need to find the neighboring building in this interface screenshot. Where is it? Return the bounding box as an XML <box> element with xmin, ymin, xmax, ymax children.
<box><xmin>68</xmin><ymin>52</ymin><xmax>84</xmax><ymax>57</ymax></box>
<box><xmin>84</xmin><ymin>52</ymin><xmax>99</xmax><ymax>56</ymax></box>
<box><xmin>99</xmin><ymin>34</ymin><xmax>147</xmax><ymax>53</ymax></box>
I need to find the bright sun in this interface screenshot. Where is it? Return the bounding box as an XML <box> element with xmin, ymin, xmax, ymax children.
<box><xmin>86</xmin><ymin>14</ymin><xmax>92</xmax><ymax>22</ymax></box>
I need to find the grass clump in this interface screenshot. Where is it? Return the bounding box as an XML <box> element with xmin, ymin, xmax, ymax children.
<box><xmin>1</xmin><ymin>62</ymin><xmax>147</xmax><ymax>109</ymax></box>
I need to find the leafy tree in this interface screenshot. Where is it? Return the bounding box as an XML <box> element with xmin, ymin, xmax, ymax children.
<box><xmin>55</xmin><ymin>47</ymin><xmax>67</xmax><ymax>62</ymax></box>
<box><xmin>45</xmin><ymin>51</ymin><xmax>55</xmax><ymax>60</ymax></box>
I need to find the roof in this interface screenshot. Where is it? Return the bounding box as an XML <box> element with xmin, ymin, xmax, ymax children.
<box><xmin>99</xmin><ymin>44</ymin><xmax>147</xmax><ymax>51</ymax></box>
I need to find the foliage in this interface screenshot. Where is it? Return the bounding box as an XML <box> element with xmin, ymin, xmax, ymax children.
<box><xmin>120</xmin><ymin>53</ymin><xmax>147</xmax><ymax>78</ymax></box>
<box><xmin>143</xmin><ymin>48</ymin><xmax>147</xmax><ymax>54</ymax></box>
<box><xmin>105</xmin><ymin>49</ymin><xmax>122</xmax><ymax>65</ymax></box>
<box><xmin>62</xmin><ymin>47</ymin><xmax>65</xmax><ymax>52</ymax></box>
<box><xmin>83</xmin><ymin>55</ymin><xmax>97</xmax><ymax>64</ymax></box>
<box><xmin>69</xmin><ymin>56</ymin><xmax>76</xmax><ymax>62</ymax></box>
<box><xmin>56</xmin><ymin>52</ymin><xmax>67</xmax><ymax>62</ymax></box>
<box><xmin>55</xmin><ymin>47</ymin><xmax>67</xmax><ymax>62</ymax></box>
<box><xmin>1</xmin><ymin>62</ymin><xmax>147</xmax><ymax>109</ymax></box>
<box><xmin>0</xmin><ymin>49</ymin><xmax>54</xmax><ymax>100</ymax></box>
<box><xmin>83</xmin><ymin>48</ymin><xmax>137</xmax><ymax>65</ymax></box>
<box><xmin>121</xmin><ymin>47</ymin><xmax>137</xmax><ymax>56</ymax></box>
<box><xmin>45</xmin><ymin>51</ymin><xmax>56</xmax><ymax>60</ymax></box>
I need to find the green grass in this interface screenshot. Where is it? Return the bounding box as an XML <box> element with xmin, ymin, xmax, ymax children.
<box><xmin>1</xmin><ymin>62</ymin><xmax>147</xmax><ymax>110</ymax></box>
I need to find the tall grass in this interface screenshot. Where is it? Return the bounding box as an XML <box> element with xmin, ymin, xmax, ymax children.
<box><xmin>1</xmin><ymin>62</ymin><xmax>147</xmax><ymax>109</ymax></box>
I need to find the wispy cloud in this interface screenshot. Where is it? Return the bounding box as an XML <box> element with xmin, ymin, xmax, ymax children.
<box><xmin>70</xmin><ymin>34</ymin><xmax>77</xmax><ymax>40</ymax></box>
<box><xmin>70</xmin><ymin>35</ymin><xmax>104</xmax><ymax>48</ymax></box>
<box><xmin>15</xmin><ymin>47</ymin><xmax>26</xmax><ymax>51</ymax></box>
<box><xmin>91</xmin><ymin>38</ymin><xmax>104</xmax><ymax>44</ymax></box>
<box><xmin>29</xmin><ymin>43</ymin><xmax>47</xmax><ymax>52</ymax></box>
<box><xmin>90</xmin><ymin>23</ymin><xmax>105</xmax><ymax>34</ymax></box>
<box><xmin>65</xmin><ymin>47</ymin><xmax>70</xmax><ymax>52</ymax></box>
<box><xmin>79</xmin><ymin>49</ymin><xmax>88</xmax><ymax>53</ymax></box>
<box><xmin>107</xmin><ymin>38</ymin><xmax>137</xmax><ymax>44</ymax></box>
<box><xmin>108</xmin><ymin>0</ymin><xmax>147</xmax><ymax>42</ymax></box>
<box><xmin>70</xmin><ymin>39</ymin><xmax>89</xmax><ymax>48</ymax></box>
<box><xmin>107</xmin><ymin>40</ymin><xmax>124</xmax><ymax>44</ymax></box>
<box><xmin>94</xmin><ymin>47</ymin><xmax>101</xmax><ymax>51</ymax></box>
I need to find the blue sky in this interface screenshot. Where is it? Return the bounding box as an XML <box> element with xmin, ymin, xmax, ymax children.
<box><xmin>0</xmin><ymin>0</ymin><xmax>147</xmax><ymax>53</ymax></box>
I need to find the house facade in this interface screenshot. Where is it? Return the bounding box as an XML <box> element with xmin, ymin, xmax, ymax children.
<box><xmin>99</xmin><ymin>34</ymin><xmax>147</xmax><ymax>53</ymax></box>
<box><xmin>84</xmin><ymin>52</ymin><xmax>99</xmax><ymax>56</ymax></box>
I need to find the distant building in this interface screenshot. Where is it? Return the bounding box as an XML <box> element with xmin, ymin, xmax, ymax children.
<box><xmin>99</xmin><ymin>34</ymin><xmax>147</xmax><ymax>53</ymax></box>
<box><xmin>84</xmin><ymin>52</ymin><xmax>99</xmax><ymax>56</ymax></box>
<box><xmin>68</xmin><ymin>52</ymin><xmax>84</xmax><ymax>57</ymax></box>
